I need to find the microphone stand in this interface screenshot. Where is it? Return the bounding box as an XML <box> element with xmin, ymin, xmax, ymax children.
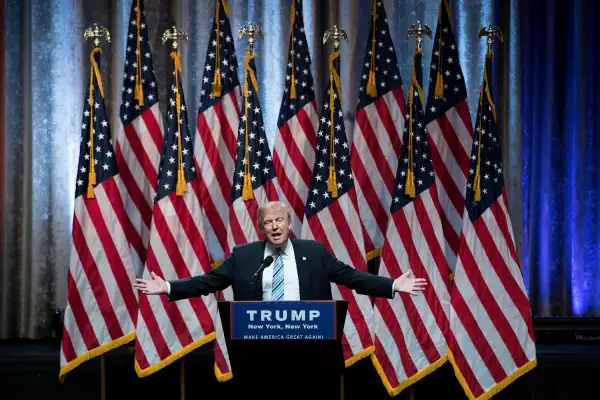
<box><xmin>250</xmin><ymin>256</ymin><xmax>273</xmax><ymax>301</ymax></box>
<box><xmin>251</xmin><ymin>271</ymin><xmax>264</xmax><ymax>301</ymax></box>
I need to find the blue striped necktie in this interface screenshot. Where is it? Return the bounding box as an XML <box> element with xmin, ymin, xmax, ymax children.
<box><xmin>271</xmin><ymin>248</ymin><xmax>284</xmax><ymax>301</ymax></box>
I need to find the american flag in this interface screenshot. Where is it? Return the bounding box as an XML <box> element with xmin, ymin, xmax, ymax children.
<box><xmin>273</xmin><ymin>0</ymin><xmax>318</xmax><ymax>237</ymax></box>
<box><xmin>351</xmin><ymin>0</ymin><xmax>406</xmax><ymax>256</ymax></box>
<box><xmin>449</xmin><ymin>54</ymin><xmax>536</xmax><ymax>399</ymax></box>
<box><xmin>194</xmin><ymin>0</ymin><xmax>242</xmax><ymax>264</ymax></box>
<box><xmin>60</xmin><ymin>48</ymin><xmax>138</xmax><ymax>380</ymax></box>
<box><xmin>300</xmin><ymin>50</ymin><xmax>373</xmax><ymax>366</ymax></box>
<box><xmin>371</xmin><ymin>49</ymin><xmax>451</xmax><ymax>396</ymax></box>
<box><xmin>215</xmin><ymin>48</ymin><xmax>282</xmax><ymax>381</ymax></box>
<box><xmin>114</xmin><ymin>0</ymin><xmax>164</xmax><ymax>276</ymax></box>
<box><xmin>226</xmin><ymin>51</ymin><xmax>280</xmax><ymax>250</ymax></box>
<box><xmin>425</xmin><ymin>0</ymin><xmax>474</xmax><ymax>272</ymax></box>
<box><xmin>133</xmin><ymin>50</ymin><xmax>217</xmax><ymax>377</ymax></box>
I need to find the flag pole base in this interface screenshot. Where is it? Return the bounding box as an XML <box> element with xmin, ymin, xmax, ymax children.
<box><xmin>180</xmin><ymin>358</ymin><xmax>185</xmax><ymax>400</ymax></box>
<box><xmin>100</xmin><ymin>355</ymin><xmax>106</xmax><ymax>400</ymax></box>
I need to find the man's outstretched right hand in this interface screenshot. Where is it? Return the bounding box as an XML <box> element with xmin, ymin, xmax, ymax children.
<box><xmin>134</xmin><ymin>272</ymin><xmax>168</xmax><ymax>295</ymax></box>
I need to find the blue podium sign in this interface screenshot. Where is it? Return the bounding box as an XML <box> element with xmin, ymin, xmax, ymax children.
<box><xmin>230</xmin><ymin>301</ymin><xmax>337</xmax><ymax>340</ymax></box>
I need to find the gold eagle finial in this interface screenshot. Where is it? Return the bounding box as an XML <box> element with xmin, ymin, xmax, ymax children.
<box><xmin>478</xmin><ymin>25</ymin><xmax>503</xmax><ymax>53</ymax></box>
<box><xmin>84</xmin><ymin>24</ymin><xmax>111</xmax><ymax>47</ymax></box>
<box><xmin>162</xmin><ymin>26</ymin><xmax>188</xmax><ymax>49</ymax></box>
<box><xmin>238</xmin><ymin>22</ymin><xmax>264</xmax><ymax>54</ymax></box>
<box><xmin>323</xmin><ymin>25</ymin><xmax>348</xmax><ymax>50</ymax></box>
<box><xmin>407</xmin><ymin>21</ymin><xmax>432</xmax><ymax>50</ymax></box>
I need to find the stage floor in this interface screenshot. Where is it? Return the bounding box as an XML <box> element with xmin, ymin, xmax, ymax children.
<box><xmin>0</xmin><ymin>339</ymin><xmax>598</xmax><ymax>399</ymax></box>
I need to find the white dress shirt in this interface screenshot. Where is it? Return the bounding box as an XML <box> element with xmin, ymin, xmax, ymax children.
<box><xmin>261</xmin><ymin>240</ymin><xmax>300</xmax><ymax>300</ymax></box>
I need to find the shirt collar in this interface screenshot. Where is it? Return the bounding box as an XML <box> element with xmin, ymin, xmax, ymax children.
<box><xmin>265</xmin><ymin>239</ymin><xmax>291</xmax><ymax>257</ymax></box>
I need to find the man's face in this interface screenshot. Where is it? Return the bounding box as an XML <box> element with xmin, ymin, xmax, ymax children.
<box><xmin>260</xmin><ymin>207</ymin><xmax>291</xmax><ymax>247</ymax></box>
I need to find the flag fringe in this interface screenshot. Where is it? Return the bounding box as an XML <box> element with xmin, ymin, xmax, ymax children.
<box><xmin>366</xmin><ymin>247</ymin><xmax>381</xmax><ymax>261</ymax></box>
<box><xmin>215</xmin><ymin>363</ymin><xmax>233</xmax><ymax>382</ymax></box>
<box><xmin>59</xmin><ymin>330</ymin><xmax>136</xmax><ymax>383</ymax></box>
<box><xmin>345</xmin><ymin>344</ymin><xmax>375</xmax><ymax>368</ymax></box>
<box><xmin>447</xmin><ymin>350</ymin><xmax>537</xmax><ymax>400</ymax></box>
<box><xmin>135</xmin><ymin>331</ymin><xmax>216</xmax><ymax>378</ymax></box>
<box><xmin>211</xmin><ymin>258</ymin><xmax>225</xmax><ymax>269</ymax></box>
<box><xmin>370</xmin><ymin>352</ymin><xmax>448</xmax><ymax>397</ymax></box>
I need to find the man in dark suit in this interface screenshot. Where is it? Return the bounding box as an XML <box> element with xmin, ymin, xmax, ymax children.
<box><xmin>134</xmin><ymin>201</ymin><xmax>427</xmax><ymax>300</ymax></box>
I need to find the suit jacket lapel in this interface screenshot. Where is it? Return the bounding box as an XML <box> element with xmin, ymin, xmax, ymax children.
<box><xmin>291</xmin><ymin>239</ymin><xmax>310</xmax><ymax>300</ymax></box>
<box><xmin>255</xmin><ymin>240</ymin><xmax>267</xmax><ymax>300</ymax></box>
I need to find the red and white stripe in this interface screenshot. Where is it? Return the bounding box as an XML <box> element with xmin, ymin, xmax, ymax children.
<box><xmin>60</xmin><ymin>176</ymin><xmax>139</xmax><ymax>379</ymax></box>
<box><xmin>194</xmin><ymin>88</ymin><xmax>242</xmax><ymax>263</ymax></box>
<box><xmin>426</xmin><ymin>101</ymin><xmax>473</xmax><ymax>270</ymax></box>
<box><xmin>449</xmin><ymin>190</ymin><xmax>536</xmax><ymax>399</ymax></box>
<box><xmin>272</xmin><ymin>101</ymin><xmax>318</xmax><ymax>237</ymax></box>
<box><xmin>213</xmin><ymin>314</ymin><xmax>233</xmax><ymax>380</ymax></box>
<box><xmin>371</xmin><ymin>184</ymin><xmax>451</xmax><ymax>395</ymax></box>
<box><xmin>301</xmin><ymin>189</ymin><xmax>374</xmax><ymax>364</ymax></box>
<box><xmin>351</xmin><ymin>88</ymin><xmax>406</xmax><ymax>253</ymax></box>
<box><xmin>134</xmin><ymin>177</ymin><xmax>217</xmax><ymax>376</ymax></box>
<box><xmin>115</xmin><ymin>103</ymin><xmax>164</xmax><ymax>275</ymax></box>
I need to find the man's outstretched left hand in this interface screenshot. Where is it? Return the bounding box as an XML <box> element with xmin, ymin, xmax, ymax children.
<box><xmin>393</xmin><ymin>271</ymin><xmax>428</xmax><ymax>296</ymax></box>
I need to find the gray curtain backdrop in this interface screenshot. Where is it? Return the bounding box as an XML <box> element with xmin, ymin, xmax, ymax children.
<box><xmin>1</xmin><ymin>0</ymin><xmax>506</xmax><ymax>339</ymax></box>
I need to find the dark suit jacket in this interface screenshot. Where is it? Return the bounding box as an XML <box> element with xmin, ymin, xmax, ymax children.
<box><xmin>168</xmin><ymin>238</ymin><xmax>394</xmax><ymax>301</ymax></box>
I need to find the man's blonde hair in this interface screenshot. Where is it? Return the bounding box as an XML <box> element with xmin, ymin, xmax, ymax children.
<box><xmin>257</xmin><ymin>201</ymin><xmax>291</xmax><ymax>229</ymax></box>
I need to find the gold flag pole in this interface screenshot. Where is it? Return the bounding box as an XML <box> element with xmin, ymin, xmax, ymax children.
<box><xmin>322</xmin><ymin>25</ymin><xmax>348</xmax><ymax>398</ymax></box>
<box><xmin>366</xmin><ymin>0</ymin><xmax>378</xmax><ymax>96</ymax></box>
<box><xmin>82</xmin><ymin>24</ymin><xmax>111</xmax><ymax>399</ymax></box>
<box><xmin>404</xmin><ymin>21</ymin><xmax>432</xmax><ymax>199</ymax></box>
<box><xmin>180</xmin><ymin>359</ymin><xmax>185</xmax><ymax>400</ymax></box>
<box><xmin>322</xmin><ymin>25</ymin><xmax>348</xmax><ymax>200</ymax></box>
<box><xmin>212</xmin><ymin>0</ymin><xmax>223</xmax><ymax>96</ymax></box>
<box><xmin>473</xmin><ymin>25</ymin><xmax>503</xmax><ymax>201</ymax></box>
<box><xmin>162</xmin><ymin>26</ymin><xmax>189</xmax><ymax>197</ymax></box>
<box><xmin>238</xmin><ymin>22</ymin><xmax>264</xmax><ymax>201</ymax></box>
<box><xmin>100</xmin><ymin>355</ymin><xmax>106</xmax><ymax>400</ymax></box>
<box><xmin>83</xmin><ymin>24</ymin><xmax>110</xmax><ymax>200</ymax></box>
<box><xmin>161</xmin><ymin>25</ymin><xmax>190</xmax><ymax>400</ymax></box>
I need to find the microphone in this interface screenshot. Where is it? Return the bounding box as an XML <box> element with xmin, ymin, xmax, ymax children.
<box><xmin>251</xmin><ymin>255</ymin><xmax>274</xmax><ymax>301</ymax></box>
<box><xmin>252</xmin><ymin>255</ymin><xmax>274</xmax><ymax>281</ymax></box>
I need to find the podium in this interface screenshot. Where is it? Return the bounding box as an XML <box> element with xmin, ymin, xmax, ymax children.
<box><xmin>218</xmin><ymin>300</ymin><xmax>348</xmax><ymax>400</ymax></box>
